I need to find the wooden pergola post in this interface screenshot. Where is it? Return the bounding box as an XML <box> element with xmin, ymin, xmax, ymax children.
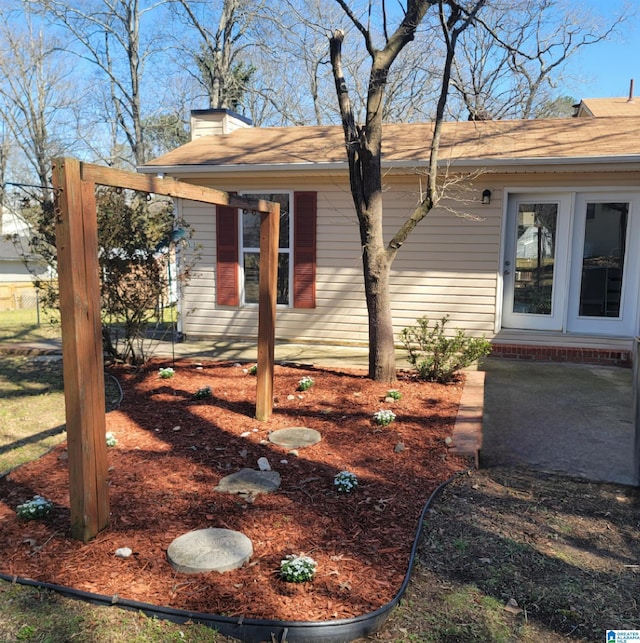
<box><xmin>256</xmin><ymin>203</ymin><xmax>280</xmax><ymax>421</ymax></box>
<box><xmin>52</xmin><ymin>158</ymin><xmax>110</xmax><ymax>541</ymax></box>
<box><xmin>51</xmin><ymin>158</ymin><xmax>280</xmax><ymax>540</ymax></box>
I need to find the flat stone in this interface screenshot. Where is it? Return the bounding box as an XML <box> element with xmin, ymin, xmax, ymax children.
<box><xmin>268</xmin><ymin>427</ymin><xmax>321</xmax><ymax>449</ymax></box>
<box><xmin>167</xmin><ymin>528</ymin><xmax>253</xmax><ymax>574</ymax></box>
<box><xmin>214</xmin><ymin>468</ymin><xmax>281</xmax><ymax>498</ymax></box>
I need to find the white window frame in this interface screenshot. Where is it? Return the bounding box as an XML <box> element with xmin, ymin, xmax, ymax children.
<box><xmin>238</xmin><ymin>191</ymin><xmax>293</xmax><ymax>308</ymax></box>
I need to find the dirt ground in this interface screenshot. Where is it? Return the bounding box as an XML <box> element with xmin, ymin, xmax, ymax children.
<box><xmin>0</xmin><ymin>359</ymin><xmax>467</xmax><ymax>622</ymax></box>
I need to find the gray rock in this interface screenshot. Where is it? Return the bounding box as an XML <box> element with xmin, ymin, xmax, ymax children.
<box><xmin>214</xmin><ymin>468</ymin><xmax>281</xmax><ymax>499</ymax></box>
<box><xmin>268</xmin><ymin>427</ymin><xmax>322</xmax><ymax>449</ymax></box>
<box><xmin>167</xmin><ymin>528</ymin><xmax>253</xmax><ymax>574</ymax></box>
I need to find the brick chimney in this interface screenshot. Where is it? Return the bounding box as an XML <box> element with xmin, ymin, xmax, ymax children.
<box><xmin>189</xmin><ymin>108</ymin><xmax>252</xmax><ymax>140</ymax></box>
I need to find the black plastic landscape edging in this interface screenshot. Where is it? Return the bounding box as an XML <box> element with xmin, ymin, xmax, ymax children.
<box><xmin>0</xmin><ymin>470</ymin><xmax>468</xmax><ymax>643</ymax></box>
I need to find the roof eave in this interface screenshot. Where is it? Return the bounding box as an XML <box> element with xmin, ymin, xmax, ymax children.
<box><xmin>138</xmin><ymin>154</ymin><xmax>640</xmax><ymax>176</ymax></box>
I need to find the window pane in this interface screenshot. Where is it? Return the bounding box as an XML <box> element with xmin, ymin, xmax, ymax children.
<box><xmin>579</xmin><ymin>202</ymin><xmax>628</xmax><ymax>318</ymax></box>
<box><xmin>513</xmin><ymin>203</ymin><xmax>557</xmax><ymax>315</ymax></box>
<box><xmin>243</xmin><ymin>193</ymin><xmax>290</xmax><ymax>248</ymax></box>
<box><xmin>242</xmin><ymin>211</ymin><xmax>261</xmax><ymax>248</ymax></box>
<box><xmin>243</xmin><ymin>252</ymin><xmax>290</xmax><ymax>305</ymax></box>
<box><xmin>243</xmin><ymin>252</ymin><xmax>260</xmax><ymax>304</ymax></box>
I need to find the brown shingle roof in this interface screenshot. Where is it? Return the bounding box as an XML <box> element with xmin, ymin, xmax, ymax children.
<box><xmin>576</xmin><ymin>97</ymin><xmax>640</xmax><ymax>118</ymax></box>
<box><xmin>144</xmin><ymin>116</ymin><xmax>640</xmax><ymax>170</ymax></box>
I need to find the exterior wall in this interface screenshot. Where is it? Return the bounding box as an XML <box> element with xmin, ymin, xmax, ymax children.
<box><xmin>177</xmin><ymin>171</ymin><xmax>502</xmax><ymax>345</ymax></box>
<box><xmin>175</xmin><ymin>165</ymin><xmax>640</xmax><ymax>347</ymax></box>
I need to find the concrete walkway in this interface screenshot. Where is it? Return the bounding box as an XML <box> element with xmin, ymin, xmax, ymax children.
<box><xmin>480</xmin><ymin>358</ymin><xmax>637</xmax><ymax>486</ymax></box>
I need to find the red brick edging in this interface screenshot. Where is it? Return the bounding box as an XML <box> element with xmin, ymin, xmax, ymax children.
<box><xmin>448</xmin><ymin>370</ymin><xmax>485</xmax><ymax>467</ymax></box>
<box><xmin>490</xmin><ymin>344</ymin><xmax>631</xmax><ymax>368</ymax></box>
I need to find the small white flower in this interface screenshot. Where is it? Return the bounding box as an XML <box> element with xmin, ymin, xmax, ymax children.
<box><xmin>373</xmin><ymin>409</ymin><xmax>396</xmax><ymax>426</ymax></box>
<box><xmin>280</xmin><ymin>554</ymin><xmax>317</xmax><ymax>583</ymax></box>
<box><xmin>16</xmin><ymin>495</ymin><xmax>53</xmax><ymax>520</ymax></box>
<box><xmin>297</xmin><ymin>376</ymin><xmax>314</xmax><ymax>391</ymax></box>
<box><xmin>334</xmin><ymin>471</ymin><xmax>358</xmax><ymax>493</ymax></box>
<box><xmin>106</xmin><ymin>432</ymin><xmax>117</xmax><ymax>447</ymax></box>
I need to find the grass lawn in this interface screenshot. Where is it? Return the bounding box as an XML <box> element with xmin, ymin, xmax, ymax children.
<box><xmin>0</xmin><ymin>309</ymin><xmax>61</xmax><ymax>343</ymax></box>
<box><xmin>0</xmin><ymin>355</ymin><xmax>66</xmax><ymax>475</ymax></box>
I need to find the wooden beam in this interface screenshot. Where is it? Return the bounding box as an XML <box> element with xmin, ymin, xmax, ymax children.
<box><xmin>255</xmin><ymin>203</ymin><xmax>280</xmax><ymax>421</ymax></box>
<box><xmin>52</xmin><ymin>158</ymin><xmax>109</xmax><ymax>542</ymax></box>
<box><xmin>81</xmin><ymin>162</ymin><xmax>276</xmax><ymax>213</ymax></box>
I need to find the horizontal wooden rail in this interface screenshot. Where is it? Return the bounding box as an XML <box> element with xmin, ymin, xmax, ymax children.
<box><xmin>80</xmin><ymin>162</ymin><xmax>278</xmax><ymax>213</ymax></box>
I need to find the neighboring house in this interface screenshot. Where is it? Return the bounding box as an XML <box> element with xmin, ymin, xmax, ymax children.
<box><xmin>140</xmin><ymin>98</ymin><xmax>640</xmax><ymax>366</ymax></box>
<box><xmin>0</xmin><ymin>210</ymin><xmax>51</xmax><ymax>311</ymax></box>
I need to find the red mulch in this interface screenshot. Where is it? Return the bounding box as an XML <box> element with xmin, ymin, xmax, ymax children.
<box><xmin>0</xmin><ymin>360</ymin><xmax>467</xmax><ymax>622</ymax></box>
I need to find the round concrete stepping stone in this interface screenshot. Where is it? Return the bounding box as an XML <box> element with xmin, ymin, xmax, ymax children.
<box><xmin>268</xmin><ymin>427</ymin><xmax>321</xmax><ymax>449</ymax></box>
<box><xmin>214</xmin><ymin>468</ymin><xmax>281</xmax><ymax>497</ymax></box>
<box><xmin>167</xmin><ymin>528</ymin><xmax>253</xmax><ymax>574</ymax></box>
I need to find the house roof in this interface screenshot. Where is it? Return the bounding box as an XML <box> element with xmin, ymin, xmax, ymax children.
<box><xmin>143</xmin><ymin>115</ymin><xmax>640</xmax><ymax>173</ymax></box>
<box><xmin>575</xmin><ymin>97</ymin><xmax>640</xmax><ymax>118</ymax></box>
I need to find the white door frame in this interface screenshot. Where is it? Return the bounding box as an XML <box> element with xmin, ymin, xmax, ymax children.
<box><xmin>499</xmin><ymin>187</ymin><xmax>640</xmax><ymax>337</ymax></box>
<box><xmin>567</xmin><ymin>191</ymin><xmax>640</xmax><ymax>336</ymax></box>
<box><xmin>501</xmin><ymin>192</ymin><xmax>572</xmax><ymax>331</ymax></box>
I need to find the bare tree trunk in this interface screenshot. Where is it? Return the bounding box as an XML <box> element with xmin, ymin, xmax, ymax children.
<box><xmin>362</xmin><ymin>243</ymin><xmax>396</xmax><ymax>381</ymax></box>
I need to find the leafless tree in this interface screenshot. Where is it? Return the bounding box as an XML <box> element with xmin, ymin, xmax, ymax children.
<box><xmin>450</xmin><ymin>0</ymin><xmax>628</xmax><ymax>120</ymax></box>
<box><xmin>330</xmin><ymin>0</ymin><xmax>486</xmax><ymax>381</ymax></box>
<box><xmin>29</xmin><ymin>0</ymin><xmax>167</xmax><ymax>166</ymax></box>
<box><xmin>0</xmin><ymin>7</ymin><xmax>77</xmax><ymax>200</ymax></box>
<box><xmin>167</xmin><ymin>0</ymin><xmax>263</xmax><ymax>113</ymax></box>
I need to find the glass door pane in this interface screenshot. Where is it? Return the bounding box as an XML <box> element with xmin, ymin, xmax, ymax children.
<box><xmin>578</xmin><ymin>202</ymin><xmax>628</xmax><ymax>318</ymax></box>
<box><xmin>513</xmin><ymin>203</ymin><xmax>558</xmax><ymax>315</ymax></box>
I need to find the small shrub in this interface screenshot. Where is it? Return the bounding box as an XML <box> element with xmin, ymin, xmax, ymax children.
<box><xmin>334</xmin><ymin>471</ymin><xmax>358</xmax><ymax>493</ymax></box>
<box><xmin>386</xmin><ymin>389</ymin><xmax>402</xmax><ymax>400</ymax></box>
<box><xmin>16</xmin><ymin>495</ymin><xmax>53</xmax><ymax>520</ymax></box>
<box><xmin>400</xmin><ymin>315</ymin><xmax>491</xmax><ymax>383</ymax></box>
<box><xmin>373</xmin><ymin>409</ymin><xmax>396</xmax><ymax>426</ymax></box>
<box><xmin>193</xmin><ymin>386</ymin><xmax>212</xmax><ymax>400</ymax></box>
<box><xmin>297</xmin><ymin>376</ymin><xmax>314</xmax><ymax>392</ymax></box>
<box><xmin>280</xmin><ymin>554</ymin><xmax>317</xmax><ymax>583</ymax></box>
<box><xmin>248</xmin><ymin>364</ymin><xmax>257</xmax><ymax>375</ymax></box>
<box><xmin>105</xmin><ymin>432</ymin><xmax>117</xmax><ymax>447</ymax></box>
<box><xmin>159</xmin><ymin>367</ymin><xmax>175</xmax><ymax>379</ymax></box>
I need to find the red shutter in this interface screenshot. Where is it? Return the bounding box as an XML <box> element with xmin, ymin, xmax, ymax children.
<box><xmin>216</xmin><ymin>205</ymin><xmax>239</xmax><ymax>306</ymax></box>
<box><xmin>293</xmin><ymin>191</ymin><xmax>317</xmax><ymax>309</ymax></box>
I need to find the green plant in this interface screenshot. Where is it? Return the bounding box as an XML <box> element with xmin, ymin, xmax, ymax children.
<box><xmin>248</xmin><ymin>364</ymin><xmax>257</xmax><ymax>375</ymax></box>
<box><xmin>159</xmin><ymin>367</ymin><xmax>175</xmax><ymax>379</ymax></box>
<box><xmin>334</xmin><ymin>471</ymin><xmax>358</xmax><ymax>493</ymax></box>
<box><xmin>297</xmin><ymin>376</ymin><xmax>314</xmax><ymax>391</ymax></box>
<box><xmin>386</xmin><ymin>389</ymin><xmax>402</xmax><ymax>400</ymax></box>
<box><xmin>280</xmin><ymin>554</ymin><xmax>317</xmax><ymax>583</ymax></box>
<box><xmin>400</xmin><ymin>315</ymin><xmax>491</xmax><ymax>383</ymax></box>
<box><xmin>193</xmin><ymin>386</ymin><xmax>212</xmax><ymax>400</ymax></box>
<box><xmin>16</xmin><ymin>495</ymin><xmax>53</xmax><ymax>520</ymax></box>
<box><xmin>373</xmin><ymin>409</ymin><xmax>396</xmax><ymax>426</ymax></box>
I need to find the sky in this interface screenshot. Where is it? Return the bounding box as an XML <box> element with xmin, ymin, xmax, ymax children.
<box><xmin>561</xmin><ymin>0</ymin><xmax>640</xmax><ymax>99</ymax></box>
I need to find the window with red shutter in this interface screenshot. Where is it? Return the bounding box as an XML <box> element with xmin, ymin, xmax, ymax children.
<box><xmin>215</xmin><ymin>192</ymin><xmax>316</xmax><ymax>309</ymax></box>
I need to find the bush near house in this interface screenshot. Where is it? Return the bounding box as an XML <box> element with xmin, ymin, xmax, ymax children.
<box><xmin>400</xmin><ymin>315</ymin><xmax>491</xmax><ymax>383</ymax></box>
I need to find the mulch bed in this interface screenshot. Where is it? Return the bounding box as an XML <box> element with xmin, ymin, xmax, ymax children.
<box><xmin>0</xmin><ymin>360</ymin><xmax>466</xmax><ymax>622</ymax></box>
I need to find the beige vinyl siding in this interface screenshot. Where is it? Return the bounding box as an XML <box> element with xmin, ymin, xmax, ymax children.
<box><xmin>176</xmin><ymin>170</ymin><xmax>504</xmax><ymax>345</ymax></box>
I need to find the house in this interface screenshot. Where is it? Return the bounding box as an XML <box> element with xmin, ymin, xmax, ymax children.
<box><xmin>140</xmin><ymin>99</ymin><xmax>640</xmax><ymax>366</ymax></box>
<box><xmin>0</xmin><ymin>209</ymin><xmax>51</xmax><ymax>311</ymax></box>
